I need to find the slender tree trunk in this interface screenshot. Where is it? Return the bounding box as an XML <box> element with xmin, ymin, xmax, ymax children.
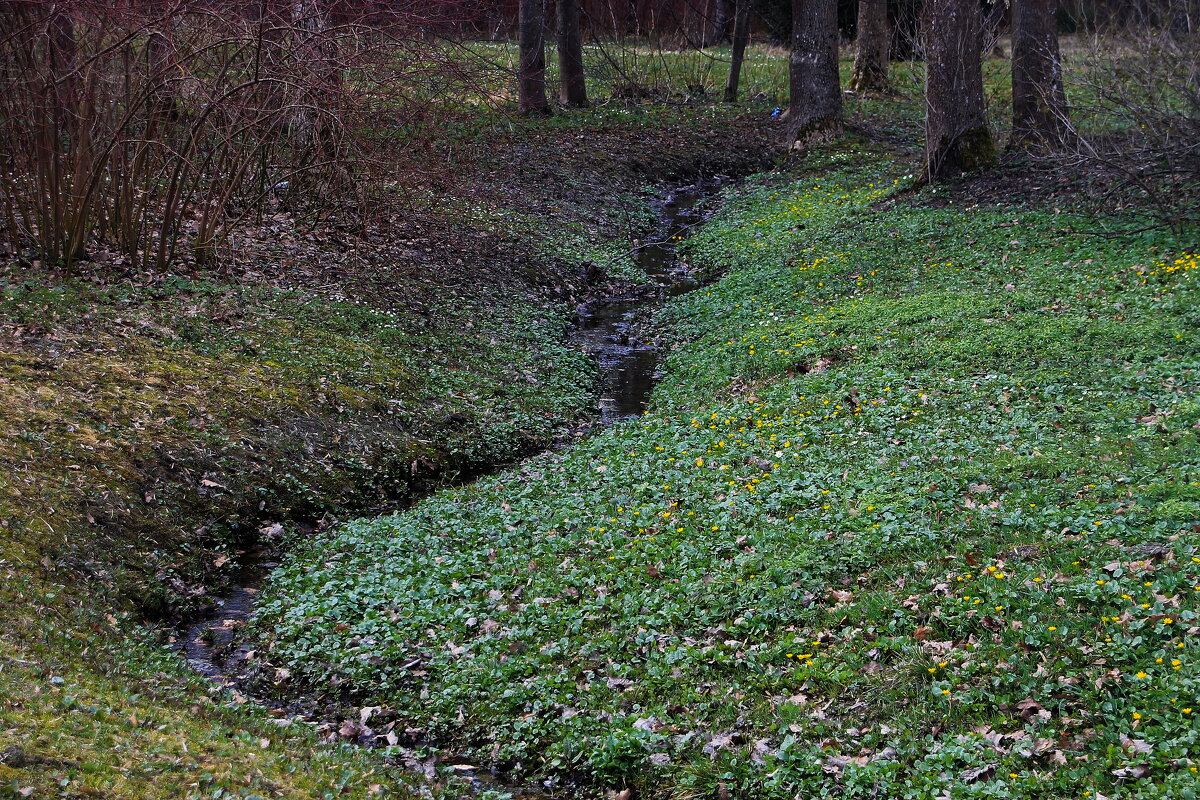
<box><xmin>705</xmin><ymin>0</ymin><xmax>734</xmax><ymax>45</ymax></box>
<box><xmin>557</xmin><ymin>0</ymin><xmax>589</xmax><ymax>106</ymax></box>
<box><xmin>849</xmin><ymin>0</ymin><xmax>891</xmax><ymax>92</ymax></box>
<box><xmin>981</xmin><ymin>0</ymin><xmax>1007</xmax><ymax>56</ymax></box>
<box><xmin>1010</xmin><ymin>0</ymin><xmax>1071</xmax><ymax>148</ymax></box>
<box><xmin>48</xmin><ymin>3</ymin><xmax>76</xmax><ymax>126</ymax></box>
<box><xmin>788</xmin><ymin>0</ymin><xmax>843</xmax><ymax>146</ymax></box>
<box><xmin>921</xmin><ymin>0</ymin><xmax>997</xmax><ymax>181</ymax></box>
<box><xmin>146</xmin><ymin>15</ymin><xmax>177</xmax><ymax>118</ymax></box>
<box><xmin>724</xmin><ymin>1</ymin><xmax>753</xmax><ymax>102</ymax></box>
<box><xmin>518</xmin><ymin>0</ymin><xmax>551</xmax><ymax>115</ymax></box>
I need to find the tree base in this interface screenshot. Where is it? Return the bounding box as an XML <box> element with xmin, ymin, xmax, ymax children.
<box><xmin>847</xmin><ymin>66</ymin><xmax>891</xmax><ymax>95</ymax></box>
<box><xmin>788</xmin><ymin>116</ymin><xmax>842</xmax><ymax>150</ymax></box>
<box><xmin>923</xmin><ymin>125</ymin><xmax>997</xmax><ymax>183</ymax></box>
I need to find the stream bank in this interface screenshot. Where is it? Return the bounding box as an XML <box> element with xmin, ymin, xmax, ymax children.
<box><xmin>176</xmin><ymin>179</ymin><xmax>728</xmax><ymax>797</ymax></box>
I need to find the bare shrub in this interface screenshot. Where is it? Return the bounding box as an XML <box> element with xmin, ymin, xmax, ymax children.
<box><xmin>1058</xmin><ymin>17</ymin><xmax>1200</xmax><ymax>229</ymax></box>
<box><xmin>0</xmin><ymin>1</ymin><xmax>468</xmax><ymax>271</ymax></box>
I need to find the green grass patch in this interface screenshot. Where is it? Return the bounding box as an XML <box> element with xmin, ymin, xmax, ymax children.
<box><xmin>256</xmin><ymin>161</ymin><xmax>1200</xmax><ymax>798</ymax></box>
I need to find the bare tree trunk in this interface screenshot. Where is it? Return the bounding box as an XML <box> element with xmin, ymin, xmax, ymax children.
<box><xmin>849</xmin><ymin>0</ymin><xmax>891</xmax><ymax>92</ymax></box>
<box><xmin>788</xmin><ymin>0</ymin><xmax>843</xmax><ymax>146</ymax></box>
<box><xmin>146</xmin><ymin>13</ymin><xmax>177</xmax><ymax>118</ymax></box>
<box><xmin>48</xmin><ymin>3</ymin><xmax>76</xmax><ymax>125</ymax></box>
<box><xmin>291</xmin><ymin>0</ymin><xmax>340</xmax><ymax>149</ymax></box>
<box><xmin>1010</xmin><ymin>0</ymin><xmax>1071</xmax><ymax>148</ymax></box>
<box><xmin>921</xmin><ymin>0</ymin><xmax>997</xmax><ymax>181</ymax></box>
<box><xmin>981</xmin><ymin>0</ymin><xmax>1007</xmax><ymax>56</ymax></box>
<box><xmin>519</xmin><ymin>0</ymin><xmax>551</xmax><ymax>115</ymax></box>
<box><xmin>705</xmin><ymin>0</ymin><xmax>734</xmax><ymax>45</ymax></box>
<box><xmin>558</xmin><ymin>0</ymin><xmax>588</xmax><ymax>107</ymax></box>
<box><xmin>724</xmin><ymin>0</ymin><xmax>753</xmax><ymax>102</ymax></box>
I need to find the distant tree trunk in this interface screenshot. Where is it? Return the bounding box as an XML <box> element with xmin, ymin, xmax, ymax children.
<box><xmin>518</xmin><ymin>0</ymin><xmax>551</xmax><ymax>115</ymax></box>
<box><xmin>921</xmin><ymin>0</ymin><xmax>997</xmax><ymax>181</ymax></box>
<box><xmin>849</xmin><ymin>0</ymin><xmax>891</xmax><ymax>93</ymax></box>
<box><xmin>723</xmin><ymin>1</ymin><xmax>753</xmax><ymax>102</ymax></box>
<box><xmin>981</xmin><ymin>0</ymin><xmax>1007</xmax><ymax>56</ymax></box>
<box><xmin>48</xmin><ymin>3</ymin><xmax>76</xmax><ymax>126</ymax></box>
<box><xmin>705</xmin><ymin>0</ymin><xmax>734</xmax><ymax>45</ymax></box>
<box><xmin>788</xmin><ymin>0</ymin><xmax>843</xmax><ymax>146</ymax></box>
<box><xmin>557</xmin><ymin>0</ymin><xmax>588</xmax><ymax>107</ymax></box>
<box><xmin>1010</xmin><ymin>0</ymin><xmax>1071</xmax><ymax>148</ymax></box>
<box><xmin>291</xmin><ymin>0</ymin><xmax>341</xmax><ymax>149</ymax></box>
<box><xmin>146</xmin><ymin>15</ymin><xmax>177</xmax><ymax>118</ymax></box>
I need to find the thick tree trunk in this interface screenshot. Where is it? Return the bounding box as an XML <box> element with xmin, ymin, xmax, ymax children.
<box><xmin>723</xmin><ymin>1</ymin><xmax>753</xmax><ymax>102</ymax></box>
<box><xmin>518</xmin><ymin>0</ymin><xmax>551</xmax><ymax>115</ymax></box>
<box><xmin>291</xmin><ymin>0</ymin><xmax>341</xmax><ymax>150</ymax></box>
<box><xmin>557</xmin><ymin>0</ymin><xmax>588</xmax><ymax>107</ymax></box>
<box><xmin>1010</xmin><ymin>0</ymin><xmax>1071</xmax><ymax>148</ymax></box>
<box><xmin>146</xmin><ymin>15</ymin><xmax>177</xmax><ymax>118</ymax></box>
<box><xmin>921</xmin><ymin>0</ymin><xmax>997</xmax><ymax>181</ymax></box>
<box><xmin>849</xmin><ymin>0</ymin><xmax>891</xmax><ymax>92</ymax></box>
<box><xmin>705</xmin><ymin>0</ymin><xmax>734</xmax><ymax>45</ymax></box>
<box><xmin>788</xmin><ymin>0</ymin><xmax>843</xmax><ymax>146</ymax></box>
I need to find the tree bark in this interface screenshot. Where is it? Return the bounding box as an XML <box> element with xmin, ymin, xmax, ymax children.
<box><xmin>724</xmin><ymin>1</ymin><xmax>753</xmax><ymax>102</ymax></box>
<box><xmin>146</xmin><ymin>14</ymin><xmax>177</xmax><ymax>118</ymax></box>
<box><xmin>47</xmin><ymin>3</ymin><xmax>76</xmax><ymax>126</ymax></box>
<box><xmin>1010</xmin><ymin>0</ymin><xmax>1071</xmax><ymax>148</ymax></box>
<box><xmin>705</xmin><ymin>0</ymin><xmax>734</xmax><ymax>45</ymax></box>
<box><xmin>921</xmin><ymin>0</ymin><xmax>997</xmax><ymax>181</ymax></box>
<box><xmin>557</xmin><ymin>0</ymin><xmax>588</xmax><ymax>107</ymax></box>
<box><xmin>849</xmin><ymin>0</ymin><xmax>891</xmax><ymax>92</ymax></box>
<box><xmin>788</xmin><ymin>0</ymin><xmax>843</xmax><ymax>146</ymax></box>
<box><xmin>518</xmin><ymin>0</ymin><xmax>551</xmax><ymax>115</ymax></box>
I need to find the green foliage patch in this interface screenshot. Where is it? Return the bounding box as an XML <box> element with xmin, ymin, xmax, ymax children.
<box><xmin>257</xmin><ymin>164</ymin><xmax>1200</xmax><ymax>798</ymax></box>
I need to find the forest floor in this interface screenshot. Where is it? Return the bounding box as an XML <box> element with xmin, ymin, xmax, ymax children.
<box><xmin>254</xmin><ymin>141</ymin><xmax>1200</xmax><ymax>799</ymax></box>
<box><xmin>4</xmin><ymin>46</ymin><xmax>1199</xmax><ymax>800</ymax></box>
<box><xmin>0</xmin><ymin>105</ymin><xmax>774</xmax><ymax>799</ymax></box>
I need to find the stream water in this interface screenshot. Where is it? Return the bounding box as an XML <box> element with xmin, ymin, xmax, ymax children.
<box><xmin>571</xmin><ymin>181</ymin><xmax>712</xmax><ymax>423</ymax></box>
<box><xmin>177</xmin><ymin>180</ymin><xmax>718</xmax><ymax>796</ymax></box>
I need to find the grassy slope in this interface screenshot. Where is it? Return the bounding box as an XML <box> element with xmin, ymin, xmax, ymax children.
<box><xmin>0</xmin><ymin>232</ymin><xmax>587</xmax><ymax>800</ymax></box>
<box><xmin>0</xmin><ymin>103</ymin><xmax>770</xmax><ymax>799</ymax></box>
<box><xmin>257</xmin><ymin>149</ymin><xmax>1200</xmax><ymax>798</ymax></box>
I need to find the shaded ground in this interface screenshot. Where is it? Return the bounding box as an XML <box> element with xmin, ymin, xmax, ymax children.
<box><xmin>0</xmin><ymin>107</ymin><xmax>774</xmax><ymax>800</ymax></box>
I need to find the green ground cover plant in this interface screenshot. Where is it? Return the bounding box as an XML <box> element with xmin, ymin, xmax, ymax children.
<box><xmin>256</xmin><ymin>155</ymin><xmax>1200</xmax><ymax>798</ymax></box>
<box><xmin>0</xmin><ymin>96</ymin><xmax>773</xmax><ymax>798</ymax></box>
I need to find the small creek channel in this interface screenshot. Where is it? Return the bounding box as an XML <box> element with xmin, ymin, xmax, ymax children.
<box><xmin>178</xmin><ymin>179</ymin><xmax>721</xmax><ymax>796</ymax></box>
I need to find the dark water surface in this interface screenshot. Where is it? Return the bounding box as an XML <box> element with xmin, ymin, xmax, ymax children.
<box><xmin>571</xmin><ymin>183</ymin><xmax>712</xmax><ymax>423</ymax></box>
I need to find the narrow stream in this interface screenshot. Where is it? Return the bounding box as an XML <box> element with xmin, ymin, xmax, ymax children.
<box><xmin>571</xmin><ymin>181</ymin><xmax>713</xmax><ymax>423</ymax></box>
<box><xmin>177</xmin><ymin>180</ymin><xmax>718</xmax><ymax>796</ymax></box>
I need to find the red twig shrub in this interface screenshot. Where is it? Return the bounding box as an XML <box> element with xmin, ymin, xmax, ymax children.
<box><xmin>0</xmin><ymin>0</ymin><xmax>476</xmax><ymax>271</ymax></box>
